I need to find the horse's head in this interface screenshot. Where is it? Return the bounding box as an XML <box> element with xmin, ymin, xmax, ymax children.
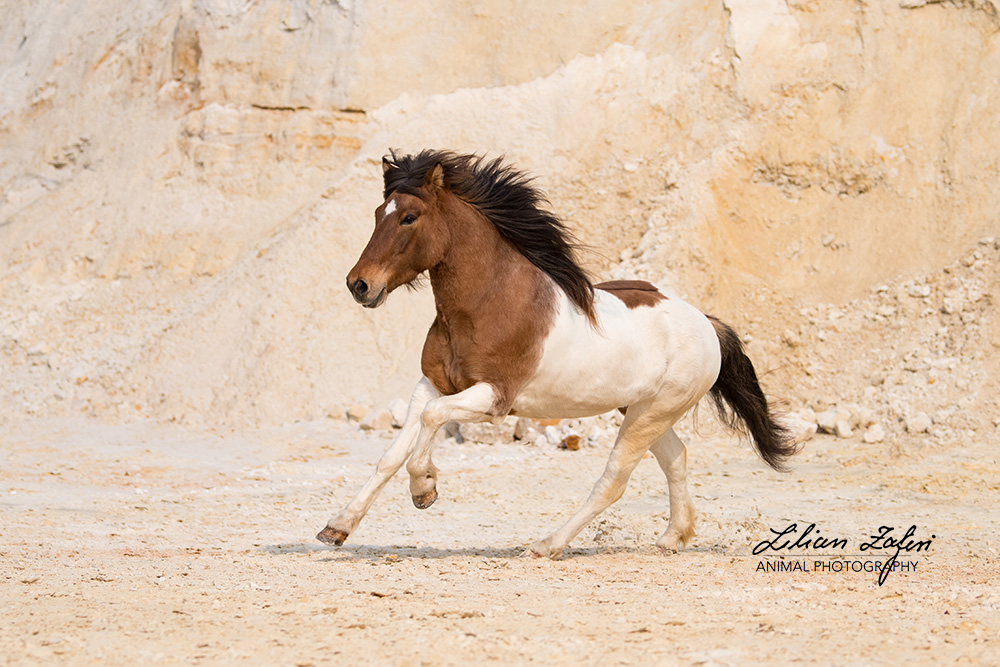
<box><xmin>346</xmin><ymin>159</ymin><xmax>450</xmax><ymax>308</ymax></box>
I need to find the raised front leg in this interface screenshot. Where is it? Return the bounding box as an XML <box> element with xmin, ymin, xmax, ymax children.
<box><xmin>648</xmin><ymin>428</ymin><xmax>695</xmax><ymax>553</ymax></box>
<box><xmin>317</xmin><ymin>378</ymin><xmax>440</xmax><ymax>546</ymax></box>
<box><xmin>405</xmin><ymin>382</ymin><xmax>497</xmax><ymax>509</ymax></box>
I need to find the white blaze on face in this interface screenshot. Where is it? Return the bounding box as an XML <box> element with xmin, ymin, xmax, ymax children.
<box><xmin>383</xmin><ymin>198</ymin><xmax>397</xmax><ymax>219</ymax></box>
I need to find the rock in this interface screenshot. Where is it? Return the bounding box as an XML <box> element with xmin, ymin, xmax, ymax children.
<box><xmin>544</xmin><ymin>426</ymin><xmax>562</xmax><ymax>445</ymax></box>
<box><xmin>834</xmin><ymin>420</ymin><xmax>853</xmax><ymax>439</ymax></box>
<box><xmin>817</xmin><ymin>409</ymin><xmax>851</xmax><ymax>434</ymax></box>
<box><xmin>853</xmin><ymin>407</ymin><xmax>877</xmax><ymax>429</ymax></box>
<box><xmin>444</xmin><ymin>421</ymin><xmax>465</xmax><ymax>443</ymax></box>
<box><xmin>388</xmin><ymin>398</ymin><xmax>408</xmax><ymax>428</ymax></box>
<box><xmin>359</xmin><ymin>407</ymin><xmax>393</xmax><ymax>431</ymax></box>
<box><xmin>558</xmin><ymin>435</ymin><xmax>581</xmax><ymax>451</ymax></box>
<box><xmin>346</xmin><ymin>405</ymin><xmax>368</xmax><ymax>422</ymax></box>
<box><xmin>862</xmin><ymin>424</ymin><xmax>886</xmax><ymax>444</ymax></box>
<box><xmin>513</xmin><ymin>417</ymin><xmax>535</xmax><ymax>440</ymax></box>
<box><xmin>782</xmin><ymin>414</ymin><xmax>817</xmax><ymax>443</ymax></box>
<box><xmin>905</xmin><ymin>412</ymin><xmax>932</xmax><ymax>434</ymax></box>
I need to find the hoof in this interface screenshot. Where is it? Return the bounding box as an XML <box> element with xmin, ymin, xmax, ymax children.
<box><xmin>412</xmin><ymin>489</ymin><xmax>438</xmax><ymax>510</ymax></box>
<box><xmin>316</xmin><ymin>526</ymin><xmax>349</xmax><ymax>546</ymax></box>
<box><xmin>525</xmin><ymin>539</ymin><xmax>563</xmax><ymax>560</ymax></box>
<box><xmin>656</xmin><ymin>544</ymin><xmax>679</xmax><ymax>556</ymax></box>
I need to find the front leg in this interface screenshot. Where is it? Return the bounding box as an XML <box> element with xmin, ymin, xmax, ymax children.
<box><xmin>317</xmin><ymin>378</ymin><xmax>439</xmax><ymax>545</ymax></box>
<box><xmin>405</xmin><ymin>382</ymin><xmax>498</xmax><ymax>509</ymax></box>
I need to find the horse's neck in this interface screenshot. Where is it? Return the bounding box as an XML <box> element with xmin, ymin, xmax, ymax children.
<box><xmin>428</xmin><ymin>203</ymin><xmax>548</xmax><ymax>326</ymax></box>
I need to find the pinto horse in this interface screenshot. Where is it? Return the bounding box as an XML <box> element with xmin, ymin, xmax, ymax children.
<box><xmin>317</xmin><ymin>150</ymin><xmax>796</xmax><ymax>558</ymax></box>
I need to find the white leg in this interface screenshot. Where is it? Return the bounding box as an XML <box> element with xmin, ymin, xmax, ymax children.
<box><xmin>648</xmin><ymin>428</ymin><xmax>695</xmax><ymax>553</ymax></box>
<box><xmin>317</xmin><ymin>378</ymin><xmax>440</xmax><ymax>545</ymax></box>
<box><xmin>406</xmin><ymin>382</ymin><xmax>497</xmax><ymax>508</ymax></box>
<box><xmin>528</xmin><ymin>403</ymin><xmax>675</xmax><ymax>559</ymax></box>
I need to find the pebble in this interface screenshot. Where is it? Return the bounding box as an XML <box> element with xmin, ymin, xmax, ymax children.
<box><xmin>346</xmin><ymin>405</ymin><xmax>368</xmax><ymax>422</ymax></box>
<box><xmin>783</xmin><ymin>414</ymin><xmax>817</xmax><ymax>443</ymax></box>
<box><xmin>905</xmin><ymin>412</ymin><xmax>932</xmax><ymax>434</ymax></box>
<box><xmin>388</xmin><ymin>398</ymin><xmax>408</xmax><ymax>428</ymax></box>
<box><xmin>817</xmin><ymin>409</ymin><xmax>851</xmax><ymax>435</ymax></box>
<box><xmin>834</xmin><ymin>420</ymin><xmax>853</xmax><ymax>439</ymax></box>
<box><xmin>513</xmin><ymin>417</ymin><xmax>535</xmax><ymax>440</ymax></box>
<box><xmin>359</xmin><ymin>407</ymin><xmax>393</xmax><ymax>431</ymax></box>
<box><xmin>863</xmin><ymin>424</ymin><xmax>886</xmax><ymax>444</ymax></box>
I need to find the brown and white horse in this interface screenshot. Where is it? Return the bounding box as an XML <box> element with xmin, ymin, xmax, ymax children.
<box><xmin>317</xmin><ymin>150</ymin><xmax>796</xmax><ymax>558</ymax></box>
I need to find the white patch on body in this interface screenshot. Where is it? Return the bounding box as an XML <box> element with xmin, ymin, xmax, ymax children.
<box><xmin>512</xmin><ymin>286</ymin><xmax>721</xmax><ymax>419</ymax></box>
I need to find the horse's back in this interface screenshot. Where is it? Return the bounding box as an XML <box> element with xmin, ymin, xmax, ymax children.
<box><xmin>511</xmin><ymin>284</ymin><xmax>720</xmax><ymax>419</ymax></box>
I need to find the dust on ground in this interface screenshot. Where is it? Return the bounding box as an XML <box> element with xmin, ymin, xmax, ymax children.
<box><xmin>2</xmin><ymin>416</ymin><xmax>997</xmax><ymax>665</ymax></box>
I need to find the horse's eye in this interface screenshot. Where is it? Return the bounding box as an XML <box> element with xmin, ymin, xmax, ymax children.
<box><xmin>400</xmin><ymin>214</ymin><xmax>417</xmax><ymax>226</ymax></box>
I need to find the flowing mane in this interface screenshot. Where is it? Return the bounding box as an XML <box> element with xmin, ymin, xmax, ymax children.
<box><xmin>382</xmin><ymin>149</ymin><xmax>595</xmax><ymax>321</ymax></box>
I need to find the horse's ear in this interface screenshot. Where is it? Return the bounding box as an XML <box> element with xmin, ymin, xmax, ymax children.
<box><xmin>424</xmin><ymin>163</ymin><xmax>445</xmax><ymax>192</ymax></box>
<box><xmin>382</xmin><ymin>156</ymin><xmax>392</xmax><ymax>175</ymax></box>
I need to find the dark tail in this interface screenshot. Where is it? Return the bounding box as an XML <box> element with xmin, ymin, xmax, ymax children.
<box><xmin>707</xmin><ymin>316</ymin><xmax>798</xmax><ymax>472</ymax></box>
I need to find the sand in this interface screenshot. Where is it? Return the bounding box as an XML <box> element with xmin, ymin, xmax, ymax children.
<box><xmin>3</xmin><ymin>416</ymin><xmax>997</xmax><ymax>665</ymax></box>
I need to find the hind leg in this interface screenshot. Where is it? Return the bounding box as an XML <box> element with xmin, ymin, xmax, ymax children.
<box><xmin>527</xmin><ymin>403</ymin><xmax>671</xmax><ymax>559</ymax></box>
<box><xmin>649</xmin><ymin>428</ymin><xmax>695</xmax><ymax>553</ymax></box>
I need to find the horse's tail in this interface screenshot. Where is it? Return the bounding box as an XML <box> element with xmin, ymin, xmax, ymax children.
<box><xmin>706</xmin><ymin>316</ymin><xmax>798</xmax><ymax>472</ymax></box>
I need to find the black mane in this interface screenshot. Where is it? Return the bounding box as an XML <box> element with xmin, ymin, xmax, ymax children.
<box><xmin>382</xmin><ymin>149</ymin><xmax>595</xmax><ymax>320</ymax></box>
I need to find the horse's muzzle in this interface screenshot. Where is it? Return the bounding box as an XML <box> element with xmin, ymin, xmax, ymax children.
<box><xmin>347</xmin><ymin>277</ymin><xmax>387</xmax><ymax>308</ymax></box>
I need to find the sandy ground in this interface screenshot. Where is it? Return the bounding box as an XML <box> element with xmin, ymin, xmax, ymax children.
<box><xmin>2</xmin><ymin>416</ymin><xmax>998</xmax><ymax>666</ymax></box>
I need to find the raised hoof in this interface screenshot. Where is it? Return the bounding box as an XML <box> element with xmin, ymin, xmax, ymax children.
<box><xmin>316</xmin><ymin>526</ymin><xmax>349</xmax><ymax>546</ymax></box>
<box><xmin>412</xmin><ymin>489</ymin><xmax>438</xmax><ymax>510</ymax></box>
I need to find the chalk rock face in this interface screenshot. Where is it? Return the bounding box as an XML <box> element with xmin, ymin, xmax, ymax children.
<box><xmin>2</xmin><ymin>0</ymin><xmax>999</xmax><ymax>429</ymax></box>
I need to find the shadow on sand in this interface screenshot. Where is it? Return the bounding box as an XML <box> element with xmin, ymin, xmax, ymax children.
<box><xmin>261</xmin><ymin>541</ymin><xmax>721</xmax><ymax>562</ymax></box>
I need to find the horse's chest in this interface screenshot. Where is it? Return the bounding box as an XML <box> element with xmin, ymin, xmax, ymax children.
<box><xmin>421</xmin><ymin>318</ymin><xmax>477</xmax><ymax>395</ymax></box>
<box><xmin>420</xmin><ymin>312</ymin><xmax>549</xmax><ymax>406</ymax></box>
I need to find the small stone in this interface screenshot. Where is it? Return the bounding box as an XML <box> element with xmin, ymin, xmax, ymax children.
<box><xmin>782</xmin><ymin>414</ymin><xmax>817</xmax><ymax>443</ymax></box>
<box><xmin>906</xmin><ymin>283</ymin><xmax>931</xmax><ymax>298</ymax></box>
<box><xmin>781</xmin><ymin>329</ymin><xmax>801</xmax><ymax>347</ymax></box>
<box><xmin>444</xmin><ymin>421</ymin><xmax>465</xmax><ymax>443</ymax></box>
<box><xmin>558</xmin><ymin>435</ymin><xmax>581</xmax><ymax>451</ymax></box>
<box><xmin>388</xmin><ymin>398</ymin><xmax>408</xmax><ymax>428</ymax></box>
<box><xmin>346</xmin><ymin>405</ymin><xmax>368</xmax><ymax>422</ymax></box>
<box><xmin>513</xmin><ymin>417</ymin><xmax>534</xmax><ymax>440</ymax></box>
<box><xmin>817</xmin><ymin>409</ymin><xmax>850</xmax><ymax>434</ymax></box>
<box><xmin>862</xmin><ymin>424</ymin><xmax>886</xmax><ymax>444</ymax></box>
<box><xmin>359</xmin><ymin>407</ymin><xmax>393</xmax><ymax>431</ymax></box>
<box><xmin>27</xmin><ymin>343</ymin><xmax>50</xmax><ymax>356</ymax></box>
<box><xmin>544</xmin><ymin>426</ymin><xmax>562</xmax><ymax>445</ymax></box>
<box><xmin>905</xmin><ymin>412</ymin><xmax>932</xmax><ymax>434</ymax></box>
<box><xmin>834</xmin><ymin>420</ymin><xmax>853</xmax><ymax>439</ymax></box>
<box><xmin>854</xmin><ymin>407</ymin><xmax>876</xmax><ymax>428</ymax></box>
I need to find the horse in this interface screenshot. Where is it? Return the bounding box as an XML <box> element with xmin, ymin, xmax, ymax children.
<box><xmin>317</xmin><ymin>149</ymin><xmax>797</xmax><ymax>558</ymax></box>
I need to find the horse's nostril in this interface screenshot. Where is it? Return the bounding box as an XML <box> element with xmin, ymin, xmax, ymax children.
<box><xmin>351</xmin><ymin>278</ymin><xmax>368</xmax><ymax>299</ymax></box>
